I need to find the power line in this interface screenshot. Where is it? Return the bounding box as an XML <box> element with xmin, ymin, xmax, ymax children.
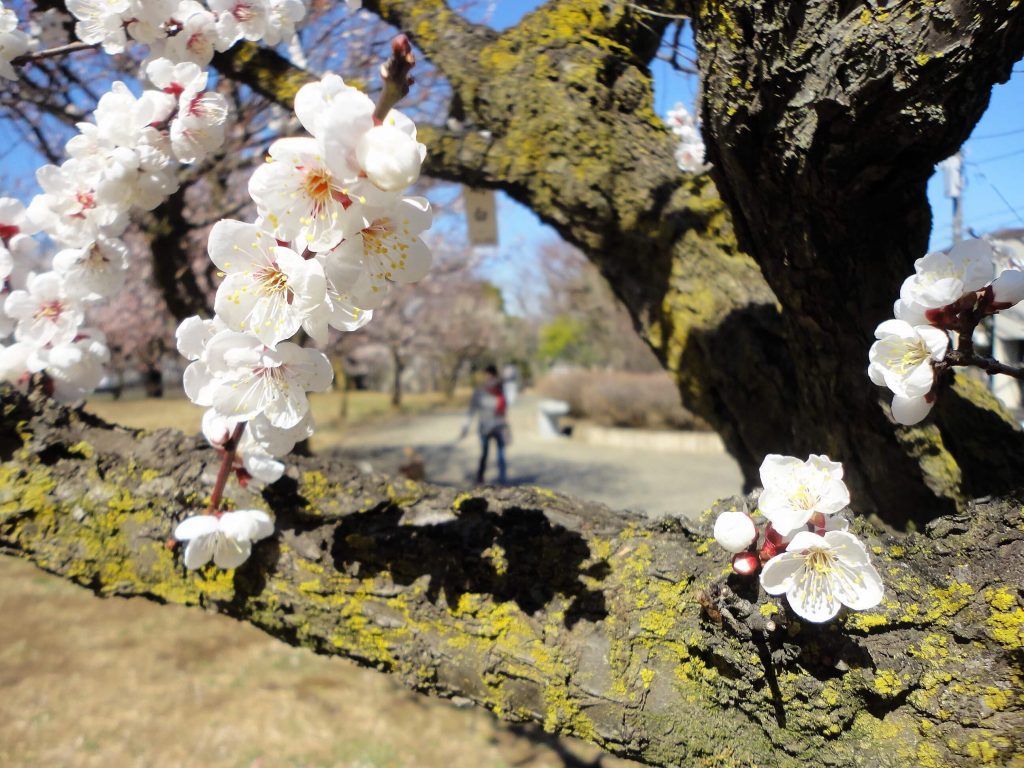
<box><xmin>972</xmin><ymin>166</ymin><xmax>1024</xmax><ymax>226</ymax></box>
<box><xmin>969</xmin><ymin>147</ymin><xmax>1024</xmax><ymax>165</ymax></box>
<box><xmin>969</xmin><ymin>126</ymin><xmax>1024</xmax><ymax>141</ymax></box>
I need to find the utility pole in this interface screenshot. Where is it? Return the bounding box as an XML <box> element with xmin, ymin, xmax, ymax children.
<box><xmin>938</xmin><ymin>152</ymin><xmax>964</xmax><ymax>243</ymax></box>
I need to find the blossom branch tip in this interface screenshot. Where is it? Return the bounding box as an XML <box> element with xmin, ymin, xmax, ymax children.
<box><xmin>373</xmin><ymin>34</ymin><xmax>416</xmax><ymax>123</ymax></box>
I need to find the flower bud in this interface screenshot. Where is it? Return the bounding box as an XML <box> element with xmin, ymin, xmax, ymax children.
<box><xmin>759</xmin><ymin>537</ymin><xmax>780</xmax><ymax>563</ymax></box>
<box><xmin>731</xmin><ymin>551</ymin><xmax>760</xmax><ymax>576</ymax></box>
<box><xmin>714</xmin><ymin>510</ymin><xmax>757</xmax><ymax>553</ymax></box>
<box><xmin>356</xmin><ymin>124</ymin><xmax>422</xmax><ymax>191</ymax></box>
<box><xmin>991</xmin><ymin>269</ymin><xmax>1024</xmax><ymax>310</ymax></box>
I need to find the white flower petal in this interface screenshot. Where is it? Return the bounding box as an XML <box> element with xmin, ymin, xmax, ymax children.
<box><xmin>890</xmin><ymin>394</ymin><xmax>933</xmax><ymax>425</ymax></box>
<box><xmin>212</xmin><ymin>536</ymin><xmax>251</xmax><ymax>569</ymax></box>
<box><xmin>174</xmin><ymin>514</ymin><xmax>220</xmax><ymax>541</ymax></box>
<box><xmin>759</xmin><ymin>551</ymin><xmax>804</xmax><ymax>595</ymax></box>
<box><xmin>182</xmin><ymin>535</ymin><xmax>217</xmax><ymax>570</ymax></box>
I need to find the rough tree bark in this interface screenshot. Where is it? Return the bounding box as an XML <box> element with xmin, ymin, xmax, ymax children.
<box><xmin>208</xmin><ymin>0</ymin><xmax>1024</xmax><ymax>527</ymax></box>
<box><xmin>1</xmin><ymin>387</ymin><xmax>1021</xmax><ymax>766</ymax></box>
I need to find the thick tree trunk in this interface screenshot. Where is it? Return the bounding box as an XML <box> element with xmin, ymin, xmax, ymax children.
<box><xmin>694</xmin><ymin>0</ymin><xmax>1024</xmax><ymax>525</ymax></box>
<box><xmin>209</xmin><ymin>0</ymin><xmax>1024</xmax><ymax>526</ymax></box>
<box><xmin>1</xmin><ymin>387</ymin><xmax>1021</xmax><ymax>766</ymax></box>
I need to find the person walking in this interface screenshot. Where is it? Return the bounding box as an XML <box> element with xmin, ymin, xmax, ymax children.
<box><xmin>460</xmin><ymin>364</ymin><xmax>510</xmax><ymax>485</ymax></box>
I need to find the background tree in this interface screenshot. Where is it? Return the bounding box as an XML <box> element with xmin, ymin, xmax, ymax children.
<box><xmin>534</xmin><ymin>241</ymin><xmax>662</xmax><ymax>372</ymax></box>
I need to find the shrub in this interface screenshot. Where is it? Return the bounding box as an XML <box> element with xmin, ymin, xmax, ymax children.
<box><xmin>536</xmin><ymin>370</ymin><xmax>711</xmax><ymax>430</ymax></box>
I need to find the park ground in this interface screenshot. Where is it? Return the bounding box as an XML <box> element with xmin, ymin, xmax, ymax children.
<box><xmin>0</xmin><ymin>390</ymin><xmax>742</xmax><ymax>768</ymax></box>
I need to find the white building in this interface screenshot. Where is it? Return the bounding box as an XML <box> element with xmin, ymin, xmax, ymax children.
<box><xmin>988</xmin><ymin>228</ymin><xmax>1024</xmax><ymax>411</ymax></box>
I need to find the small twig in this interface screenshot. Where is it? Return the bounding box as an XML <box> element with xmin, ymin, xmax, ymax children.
<box><xmin>625</xmin><ymin>2</ymin><xmax>691</xmax><ymax>20</ymax></box>
<box><xmin>11</xmin><ymin>41</ymin><xmax>98</xmax><ymax>66</ymax></box>
<box><xmin>931</xmin><ymin>286</ymin><xmax>1024</xmax><ymax>380</ymax></box>
<box><xmin>205</xmin><ymin>423</ymin><xmax>246</xmax><ymax>514</ymax></box>
<box><xmin>373</xmin><ymin>34</ymin><xmax>416</xmax><ymax>123</ymax></box>
<box><xmin>945</xmin><ymin>350</ymin><xmax>1024</xmax><ymax>379</ymax></box>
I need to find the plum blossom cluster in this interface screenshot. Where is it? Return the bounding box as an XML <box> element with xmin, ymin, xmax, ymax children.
<box><xmin>0</xmin><ymin>3</ymin><xmax>384</xmax><ymax>574</ymax></box>
<box><xmin>64</xmin><ymin>0</ymin><xmax>356</xmax><ymax>62</ymax></box>
<box><xmin>869</xmin><ymin>238</ymin><xmax>1024</xmax><ymax>425</ymax></box>
<box><xmin>0</xmin><ymin>197</ymin><xmax>111</xmax><ymax>400</ymax></box>
<box><xmin>713</xmin><ymin>454</ymin><xmax>883</xmax><ymax>623</ymax></box>
<box><xmin>0</xmin><ymin>0</ymin><xmax>369</xmax><ymax>402</ymax></box>
<box><xmin>173</xmin><ymin>62</ymin><xmax>432</xmax><ymax>570</ymax></box>
<box><xmin>666</xmin><ymin>102</ymin><xmax>707</xmax><ymax>174</ymax></box>
<box><xmin>0</xmin><ymin>0</ymin><xmax>305</xmax><ymax>396</ymax></box>
<box><xmin>0</xmin><ymin>59</ymin><xmax>230</xmax><ymax>397</ymax></box>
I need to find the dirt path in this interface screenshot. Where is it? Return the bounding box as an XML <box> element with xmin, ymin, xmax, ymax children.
<box><xmin>320</xmin><ymin>393</ymin><xmax>743</xmax><ymax>520</ymax></box>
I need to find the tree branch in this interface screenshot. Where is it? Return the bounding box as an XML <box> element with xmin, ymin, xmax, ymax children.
<box><xmin>10</xmin><ymin>41</ymin><xmax>97</xmax><ymax>66</ymax></box>
<box><xmin>1</xmin><ymin>385</ymin><xmax>1021</xmax><ymax>767</ymax></box>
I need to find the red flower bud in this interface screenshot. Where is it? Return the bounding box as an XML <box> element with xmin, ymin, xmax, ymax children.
<box><xmin>759</xmin><ymin>538</ymin><xmax>780</xmax><ymax>563</ymax></box>
<box><xmin>731</xmin><ymin>551</ymin><xmax>760</xmax><ymax>576</ymax></box>
<box><xmin>764</xmin><ymin>523</ymin><xmax>787</xmax><ymax>547</ymax></box>
<box><xmin>391</xmin><ymin>33</ymin><xmax>412</xmax><ymax>57</ymax></box>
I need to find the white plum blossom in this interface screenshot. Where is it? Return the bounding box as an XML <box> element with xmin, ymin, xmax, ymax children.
<box><xmin>71</xmin><ymin>82</ymin><xmax>176</xmax><ymax>152</ymax></box>
<box><xmin>0</xmin><ymin>197</ymin><xmax>40</xmax><ymax>281</ymax></box>
<box><xmin>666</xmin><ymin>102</ymin><xmax>707</xmax><ymax>174</ymax></box>
<box><xmin>146</xmin><ymin>57</ymin><xmax>207</xmax><ymax>95</ymax></box>
<box><xmin>760</xmin><ymin>530</ymin><xmax>883</xmax><ymax>623</ymax></box>
<box><xmin>123</xmin><ymin>0</ymin><xmax>177</xmax><ymax>44</ymax></box>
<box><xmin>246</xmin><ymin>409</ymin><xmax>313</xmax><ymax>456</ymax></box>
<box><xmin>159</xmin><ymin>2</ymin><xmax>220</xmax><ymax>64</ymax></box>
<box><xmin>52</xmin><ymin>237</ymin><xmax>129</xmax><ymax>300</ymax></box>
<box><xmin>248</xmin><ymin>137</ymin><xmax>358</xmax><ymax>252</ymax></box>
<box><xmin>0</xmin><ymin>330</ymin><xmax>108</xmax><ymax>400</ymax></box>
<box><xmin>758</xmin><ymin>454</ymin><xmax>850</xmax><ymax>537</ymax></box>
<box><xmin>195</xmin><ymin>330</ymin><xmax>332</xmax><ymax>428</ymax></box>
<box><xmin>713</xmin><ymin>510</ymin><xmax>757</xmax><ymax>553</ymax></box>
<box><xmin>346</xmin><ymin>111</ymin><xmax>426</xmax><ymax>207</ymax></box>
<box><xmin>29</xmin><ymin>329</ymin><xmax>109</xmax><ymax>401</ymax></box>
<box><xmin>895</xmin><ymin>238</ymin><xmax>994</xmax><ymax>326</ymax></box>
<box><xmin>210</xmin><ymin>0</ymin><xmax>270</xmax><ymax>46</ymax></box>
<box><xmin>202</xmin><ymin>409</ymin><xmax>282</xmax><ymax>484</ymax></box>
<box><xmin>311</xmin><ymin>85</ymin><xmax>425</xmax><ymax>207</ymax></box>
<box><xmin>0</xmin><ymin>340</ymin><xmax>31</xmax><ymax>384</ymax></box>
<box><xmin>5</xmin><ymin>272</ymin><xmax>84</xmax><ymax>347</ymax></box>
<box><xmin>27</xmin><ymin>158</ymin><xmax>128</xmax><ymax>247</ymax></box>
<box><xmin>0</xmin><ymin>5</ymin><xmax>31</xmax><ymax>81</ymax></box>
<box><xmin>868</xmin><ymin>319</ymin><xmax>949</xmax><ymax>426</ymax></box>
<box><xmin>263</xmin><ymin>0</ymin><xmax>306</xmax><ymax>46</ymax></box>
<box><xmin>321</xmin><ymin>196</ymin><xmax>432</xmax><ymax>309</ymax></box>
<box><xmin>174</xmin><ymin>508</ymin><xmax>274</xmax><ymax>570</ymax></box>
<box><xmin>293</xmin><ymin>73</ymin><xmax>363</xmax><ymax>138</ymax></box>
<box><xmin>208</xmin><ymin>219</ymin><xmax>329</xmax><ymax>346</ymax></box>
<box><xmin>66</xmin><ymin>0</ymin><xmax>131</xmax><ymax>53</ymax></box>
<box><xmin>321</xmin><ymin>279</ymin><xmax>373</xmax><ymax>333</ymax></box>
<box><xmin>169</xmin><ymin>86</ymin><xmax>229</xmax><ymax>164</ymax></box>
<box><xmin>178</xmin><ymin>314</ymin><xmax>228</xmax><ymax>407</ymax></box>
<box><xmin>202</xmin><ymin>408</ymin><xmax>313</xmax><ymax>484</ymax></box>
